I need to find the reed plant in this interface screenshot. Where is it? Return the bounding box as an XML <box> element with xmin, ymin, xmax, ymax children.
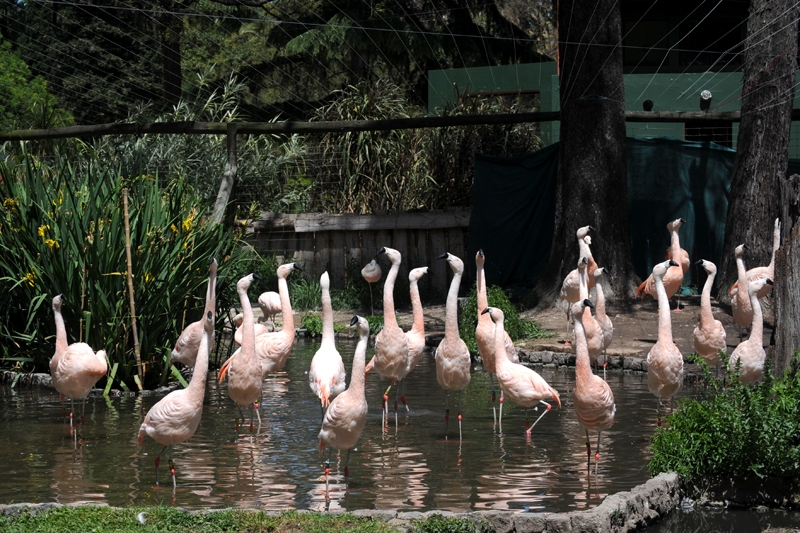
<box><xmin>0</xmin><ymin>154</ymin><xmax>245</xmax><ymax>389</ymax></box>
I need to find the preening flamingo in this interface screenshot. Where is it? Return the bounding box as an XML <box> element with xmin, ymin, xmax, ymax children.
<box><xmin>731</xmin><ymin>244</ymin><xmax>753</xmax><ymax>340</ymax></box>
<box><xmin>730</xmin><ymin>218</ymin><xmax>780</xmax><ymax>299</ymax></box>
<box><xmin>636</xmin><ymin>218</ymin><xmax>687</xmax><ymax>311</ymax></box>
<box><xmin>319</xmin><ymin>315</ymin><xmax>369</xmax><ymax>485</ymax></box>
<box><xmin>138</xmin><ymin>310</ymin><xmax>213</xmax><ymax>487</ymax></box>
<box><xmin>309</xmin><ymin>272</ymin><xmax>346</xmax><ymax>414</ymax></box>
<box><xmin>170</xmin><ymin>257</ymin><xmax>218</xmax><ymax>367</ymax></box>
<box><xmin>693</xmin><ymin>260</ymin><xmax>726</xmax><ymax>374</ymax></box>
<box><xmin>475</xmin><ymin>249</ymin><xmax>517</xmax><ymax>423</ymax></box>
<box><xmin>370</xmin><ymin>247</ymin><xmax>409</xmax><ymax>427</ymax></box>
<box><xmin>571</xmin><ymin>299</ymin><xmax>615</xmax><ymax>476</ymax></box>
<box><xmin>257</xmin><ymin>291</ymin><xmax>282</xmax><ymax>331</ymax></box>
<box><xmin>50</xmin><ymin>294</ymin><xmax>108</xmax><ymax>426</ymax></box>
<box><xmin>593</xmin><ymin>267</ymin><xmax>613</xmax><ymax>378</ymax></box>
<box><xmin>646</xmin><ymin>259</ymin><xmax>684</xmax><ymax>425</ymax></box>
<box><xmin>219</xmin><ymin>263</ymin><xmax>302</xmax><ymax>380</ymax></box>
<box><xmin>232</xmin><ymin>313</ymin><xmax>269</xmax><ymax>345</ymax></box>
<box><xmin>482</xmin><ymin>307</ymin><xmax>560</xmax><ymax>436</ymax></box>
<box><xmin>434</xmin><ymin>252</ymin><xmax>471</xmax><ymax>440</ymax></box>
<box><xmin>728</xmin><ymin>278</ymin><xmax>773</xmax><ymax>385</ymax></box>
<box><xmin>560</xmin><ymin>226</ymin><xmax>596</xmax><ymax>344</ymax></box>
<box><xmin>361</xmin><ymin>259</ymin><xmax>382</xmax><ymax>316</ymax></box>
<box><xmin>394</xmin><ymin>266</ymin><xmax>429</xmax><ymax>412</ymax></box>
<box><xmin>218</xmin><ymin>273</ymin><xmax>263</xmax><ymax>431</ymax></box>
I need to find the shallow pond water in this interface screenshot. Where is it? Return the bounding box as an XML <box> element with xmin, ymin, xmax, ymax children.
<box><xmin>0</xmin><ymin>338</ymin><xmax>693</xmax><ymax>513</ymax></box>
<box><xmin>646</xmin><ymin>506</ymin><xmax>800</xmax><ymax>532</ymax></box>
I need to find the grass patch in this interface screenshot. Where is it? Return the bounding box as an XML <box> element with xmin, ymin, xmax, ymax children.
<box><xmin>410</xmin><ymin>513</ymin><xmax>491</xmax><ymax>533</ymax></box>
<box><xmin>649</xmin><ymin>352</ymin><xmax>800</xmax><ymax>489</ymax></box>
<box><xmin>0</xmin><ymin>506</ymin><xmax>399</xmax><ymax>533</ymax></box>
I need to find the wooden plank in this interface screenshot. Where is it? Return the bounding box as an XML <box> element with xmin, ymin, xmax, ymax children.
<box><xmin>344</xmin><ymin>230</ymin><xmax>362</xmax><ymax>288</ymax></box>
<box><xmin>449</xmin><ymin>227</ymin><xmax>473</xmax><ymax>287</ymax></box>
<box><xmin>315</xmin><ymin>231</ymin><xmax>330</xmax><ymax>281</ymax></box>
<box><xmin>296</xmin><ymin>233</ymin><xmax>316</xmax><ymax>274</ymax></box>
<box><xmin>252</xmin><ymin>212</ymin><xmax>297</xmax><ymax>232</ymax></box>
<box><xmin>428</xmin><ymin>229</ymin><xmax>449</xmax><ymax>297</ymax></box>
<box><xmin>294</xmin><ymin>210</ymin><xmax>471</xmax><ymax>233</ymax></box>
<box><xmin>329</xmin><ymin>231</ymin><xmax>346</xmax><ymax>289</ymax></box>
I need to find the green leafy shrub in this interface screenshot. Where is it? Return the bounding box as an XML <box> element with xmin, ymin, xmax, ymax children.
<box><xmin>411</xmin><ymin>513</ymin><xmax>492</xmax><ymax>533</ymax></box>
<box><xmin>301</xmin><ymin>314</ymin><xmax>322</xmax><ymax>337</ymax></box>
<box><xmin>0</xmin><ymin>156</ymin><xmax>245</xmax><ymax>388</ymax></box>
<box><xmin>459</xmin><ymin>285</ymin><xmax>554</xmax><ymax>354</ymax></box>
<box><xmin>289</xmin><ymin>274</ymin><xmax>322</xmax><ymax>311</ymax></box>
<box><xmin>366</xmin><ymin>315</ymin><xmax>384</xmax><ymax>336</ymax></box>
<box><xmin>650</xmin><ymin>353</ymin><xmax>800</xmax><ymax>486</ymax></box>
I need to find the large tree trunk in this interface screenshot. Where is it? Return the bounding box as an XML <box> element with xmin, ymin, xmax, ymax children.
<box><xmin>719</xmin><ymin>0</ymin><xmax>798</xmax><ymax>299</ymax></box>
<box><xmin>534</xmin><ymin>0</ymin><xmax>634</xmax><ymax>306</ymax></box>
<box><xmin>771</xmin><ymin>174</ymin><xmax>800</xmax><ymax>374</ymax></box>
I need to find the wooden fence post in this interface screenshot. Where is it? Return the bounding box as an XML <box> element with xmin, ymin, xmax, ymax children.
<box><xmin>212</xmin><ymin>122</ymin><xmax>238</xmax><ymax>225</ymax></box>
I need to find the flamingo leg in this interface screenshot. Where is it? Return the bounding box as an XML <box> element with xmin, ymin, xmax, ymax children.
<box><xmin>81</xmin><ymin>397</ymin><xmax>87</xmax><ymax>425</ymax></box>
<box><xmin>526</xmin><ymin>401</ymin><xmax>553</xmax><ymax>436</ymax></box>
<box><xmin>444</xmin><ymin>391</ymin><xmax>450</xmax><ymax>438</ymax></box>
<box><xmin>656</xmin><ymin>398</ymin><xmax>662</xmax><ymax>427</ymax></box>
<box><xmin>400</xmin><ymin>379</ymin><xmax>408</xmax><ymax>412</ymax></box>
<box><xmin>237</xmin><ymin>407</ymin><xmax>246</xmax><ymax>431</ymax></box>
<box><xmin>393</xmin><ymin>383</ymin><xmax>400</xmax><ymax>431</ymax></box>
<box><xmin>457</xmin><ymin>390</ymin><xmax>463</xmax><ymax>441</ymax></box>
<box><xmin>564</xmin><ymin>310</ymin><xmax>572</xmax><ymax>347</ymax></box>
<box><xmin>499</xmin><ymin>390</ymin><xmax>505</xmax><ymax>430</ymax></box>
<box><xmin>69</xmin><ymin>398</ymin><xmax>76</xmax><ymax>428</ymax></box>
<box><xmin>168</xmin><ymin>445</ymin><xmax>176</xmax><ymax>489</ymax></box>
<box><xmin>344</xmin><ymin>449</ymin><xmax>351</xmax><ymax>481</ymax></box>
<box><xmin>602</xmin><ymin>348</ymin><xmax>607</xmax><ymax>380</ymax></box>
<box><xmin>595</xmin><ymin>430</ymin><xmax>602</xmax><ymax>477</ymax></box>
<box><xmin>585</xmin><ymin>429</ymin><xmax>591</xmax><ymax>475</ymax></box>
<box><xmin>320</xmin><ymin>404</ymin><xmax>325</xmax><ymax>423</ymax></box>
<box><xmin>369</xmin><ymin>283</ymin><xmax>374</xmax><ymax>317</ymax></box>
<box><xmin>382</xmin><ymin>384</ymin><xmax>393</xmax><ymax>430</ymax></box>
<box><xmin>489</xmin><ymin>373</ymin><xmax>497</xmax><ymax>424</ymax></box>
<box><xmin>155</xmin><ymin>445</ymin><xmax>168</xmax><ymax>486</ymax></box>
<box><xmin>324</xmin><ymin>447</ymin><xmax>332</xmax><ymax>492</ymax></box>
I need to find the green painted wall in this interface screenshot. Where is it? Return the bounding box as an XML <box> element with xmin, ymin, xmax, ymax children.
<box><xmin>428</xmin><ymin>64</ymin><xmax>800</xmax><ymax>157</ymax></box>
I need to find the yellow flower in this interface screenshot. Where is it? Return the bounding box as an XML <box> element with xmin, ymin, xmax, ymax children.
<box><xmin>38</xmin><ymin>225</ymin><xmax>50</xmax><ymax>238</ymax></box>
<box><xmin>3</xmin><ymin>198</ymin><xmax>16</xmax><ymax>209</ymax></box>
<box><xmin>144</xmin><ymin>272</ymin><xmax>153</xmax><ymax>284</ymax></box>
<box><xmin>23</xmin><ymin>272</ymin><xmax>35</xmax><ymax>287</ymax></box>
<box><xmin>170</xmin><ymin>224</ymin><xmax>178</xmax><ymax>234</ymax></box>
<box><xmin>182</xmin><ymin>216</ymin><xmax>193</xmax><ymax>232</ymax></box>
<box><xmin>45</xmin><ymin>238</ymin><xmax>59</xmax><ymax>249</ymax></box>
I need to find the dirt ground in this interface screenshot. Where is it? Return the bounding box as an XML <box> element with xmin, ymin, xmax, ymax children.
<box><xmin>322</xmin><ymin>293</ymin><xmax>773</xmax><ymax>360</ymax></box>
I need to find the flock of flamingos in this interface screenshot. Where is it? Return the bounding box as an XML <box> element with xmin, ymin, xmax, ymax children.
<box><xmin>47</xmin><ymin>217</ymin><xmax>780</xmax><ymax>488</ymax></box>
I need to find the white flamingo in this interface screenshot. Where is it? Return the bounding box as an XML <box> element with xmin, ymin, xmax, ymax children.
<box><xmin>309</xmin><ymin>272</ymin><xmax>346</xmax><ymax>416</ymax></box>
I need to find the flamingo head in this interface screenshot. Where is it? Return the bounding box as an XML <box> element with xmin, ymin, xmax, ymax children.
<box><xmin>576</xmin><ymin>225</ymin><xmax>594</xmax><ymax>239</ymax></box>
<box><xmin>749</xmin><ymin>277</ymin><xmax>773</xmax><ymax>295</ymax></box>
<box><xmin>475</xmin><ymin>249</ymin><xmax>485</xmax><ymax>267</ymax></box>
<box><xmin>439</xmin><ymin>252</ymin><xmax>464</xmax><ymax>275</ymax></box>
<box><xmin>277</xmin><ymin>262</ymin><xmax>302</xmax><ymax>279</ymax></box>
<box><xmin>209</xmin><ymin>256</ymin><xmax>218</xmax><ymax>275</ymax></box>
<box><xmin>409</xmin><ymin>266</ymin><xmax>428</xmax><ymax>283</ymax></box>
<box><xmin>52</xmin><ymin>293</ymin><xmax>66</xmax><ymax>311</ymax></box>
<box><xmin>237</xmin><ymin>272</ymin><xmax>261</xmax><ymax>291</ymax></box>
<box><xmin>377</xmin><ymin>247</ymin><xmax>401</xmax><ymax>265</ymax></box>
<box><xmin>361</xmin><ymin>259</ymin><xmax>382</xmax><ymax>283</ymax></box>
<box><xmin>735</xmin><ymin>243</ymin><xmax>749</xmax><ymax>258</ymax></box>
<box><xmin>667</xmin><ymin>218</ymin><xmax>686</xmax><ymax>232</ymax></box>
<box><xmin>481</xmin><ymin>306</ymin><xmax>504</xmax><ymax>324</ymax></box>
<box><xmin>570</xmin><ymin>299</ymin><xmax>593</xmax><ymax>320</ymax></box>
<box><xmin>696</xmin><ymin>259</ymin><xmax>717</xmax><ymax>276</ymax></box>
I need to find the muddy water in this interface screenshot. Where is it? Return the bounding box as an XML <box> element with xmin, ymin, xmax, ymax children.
<box><xmin>0</xmin><ymin>338</ymin><xmax>692</xmax><ymax>512</ymax></box>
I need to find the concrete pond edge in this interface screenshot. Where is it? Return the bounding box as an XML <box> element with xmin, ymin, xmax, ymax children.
<box><xmin>0</xmin><ymin>472</ymin><xmax>681</xmax><ymax>532</ymax></box>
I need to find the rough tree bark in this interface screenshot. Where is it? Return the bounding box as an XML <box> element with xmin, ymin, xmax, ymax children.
<box><xmin>719</xmin><ymin>0</ymin><xmax>799</xmax><ymax>298</ymax></box>
<box><xmin>534</xmin><ymin>0</ymin><xmax>635</xmax><ymax>306</ymax></box>
<box><xmin>771</xmin><ymin>174</ymin><xmax>800</xmax><ymax>374</ymax></box>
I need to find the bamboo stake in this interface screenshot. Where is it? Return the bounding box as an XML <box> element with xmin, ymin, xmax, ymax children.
<box><xmin>123</xmin><ymin>188</ymin><xmax>144</xmax><ymax>389</ymax></box>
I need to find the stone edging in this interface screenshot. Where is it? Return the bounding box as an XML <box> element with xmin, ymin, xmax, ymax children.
<box><xmin>515</xmin><ymin>350</ymin><xmax>649</xmax><ymax>372</ymax></box>
<box><xmin>0</xmin><ymin>473</ymin><xmax>681</xmax><ymax>532</ymax></box>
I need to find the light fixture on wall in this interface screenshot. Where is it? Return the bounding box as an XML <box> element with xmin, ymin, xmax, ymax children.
<box><xmin>643</xmin><ymin>99</ymin><xmax>654</xmax><ymax>111</ymax></box>
<box><xmin>700</xmin><ymin>90</ymin><xmax>712</xmax><ymax>111</ymax></box>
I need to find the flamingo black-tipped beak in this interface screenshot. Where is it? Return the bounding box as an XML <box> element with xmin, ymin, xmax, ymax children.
<box><xmin>668</xmin><ymin>259</ymin><xmax>679</xmax><ymax>267</ymax></box>
<box><xmin>376</xmin><ymin>247</ymin><xmax>387</xmax><ymax>257</ymax></box>
<box><xmin>350</xmin><ymin>315</ymin><xmax>359</xmax><ymax>326</ymax></box>
<box><xmin>679</xmin><ymin>218</ymin><xmax>687</xmax><ymax>224</ymax></box>
<box><xmin>583</xmin><ymin>298</ymin><xmax>594</xmax><ymax>308</ymax></box>
<box><xmin>742</xmin><ymin>243</ymin><xmax>750</xmax><ymax>250</ymax></box>
<box><xmin>605</xmin><ymin>273</ymin><xmax>614</xmax><ymax>286</ymax></box>
<box><xmin>60</xmin><ymin>293</ymin><xmax>67</xmax><ymax>301</ymax></box>
<box><xmin>588</xmin><ymin>226</ymin><xmax>595</xmax><ymax>232</ymax></box>
<box><xmin>292</xmin><ymin>263</ymin><xmax>304</xmax><ymax>272</ymax></box>
<box><xmin>210</xmin><ymin>256</ymin><xmax>216</xmax><ymax>264</ymax></box>
<box><xmin>481</xmin><ymin>307</ymin><xmax>491</xmax><ymax>315</ymax></box>
<box><xmin>766</xmin><ymin>278</ymin><xmax>774</xmax><ymax>285</ymax></box>
<box><xmin>438</xmin><ymin>252</ymin><xmax>449</xmax><ymax>260</ymax></box>
<box><xmin>252</xmin><ymin>272</ymin><xmax>262</xmax><ymax>280</ymax></box>
<box><xmin>695</xmin><ymin>259</ymin><xmax>704</xmax><ymax>265</ymax></box>
<box><xmin>478</xmin><ymin>249</ymin><xmax>484</xmax><ymax>257</ymax></box>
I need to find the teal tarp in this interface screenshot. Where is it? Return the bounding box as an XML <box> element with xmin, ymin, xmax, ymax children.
<box><xmin>470</xmin><ymin>137</ymin><xmax>744</xmax><ymax>293</ymax></box>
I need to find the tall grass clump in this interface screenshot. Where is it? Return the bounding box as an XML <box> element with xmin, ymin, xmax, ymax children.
<box><xmin>0</xmin><ymin>155</ymin><xmax>245</xmax><ymax>388</ymax></box>
<box><xmin>650</xmin><ymin>353</ymin><xmax>800</xmax><ymax>491</ymax></box>
<box><xmin>459</xmin><ymin>285</ymin><xmax>555</xmax><ymax>355</ymax></box>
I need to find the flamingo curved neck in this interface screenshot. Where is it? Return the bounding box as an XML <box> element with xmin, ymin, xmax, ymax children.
<box><xmin>769</xmin><ymin>225</ymin><xmax>780</xmax><ymax>270</ymax></box>
<box><xmin>321</xmin><ymin>283</ymin><xmax>335</xmax><ymax>347</ymax></box>
<box><xmin>186</xmin><ymin>329</ymin><xmax>209</xmax><ymax>398</ymax></box>
<box><xmin>239</xmin><ymin>283</ymin><xmax>257</xmax><ymax>365</ymax></box>
<box><xmin>578</xmin><ymin>239</ymin><xmax>593</xmax><ymax>260</ymax></box>
<box><xmin>444</xmin><ymin>269</ymin><xmax>462</xmax><ymax>338</ymax></box>
<box><xmin>205</xmin><ymin>270</ymin><xmax>217</xmax><ymax>315</ymax></box>
<box><xmin>573</xmin><ymin>317</ymin><xmax>593</xmax><ymax>382</ymax></box>
<box><xmin>349</xmin><ymin>333</ymin><xmax>368</xmax><ymax>394</ymax></box>
<box><xmin>409</xmin><ymin>280</ymin><xmax>424</xmax><ymax>334</ymax></box>
<box><xmin>749</xmin><ymin>290</ymin><xmax>764</xmax><ymax>342</ymax></box>
<box><xmin>277</xmin><ymin>275</ymin><xmax>294</xmax><ymax>335</ymax></box>
<box><xmin>669</xmin><ymin>227</ymin><xmax>681</xmax><ymax>259</ymax></box>
<box><xmin>53</xmin><ymin>305</ymin><xmax>68</xmax><ymax>358</ymax></box>
<box><xmin>578</xmin><ymin>267</ymin><xmax>588</xmax><ymax>300</ymax></box>
<box><xmin>477</xmin><ymin>262</ymin><xmax>491</xmax><ymax>327</ymax></box>
<box><xmin>493</xmin><ymin>319</ymin><xmax>508</xmax><ymax>371</ymax></box>
<box><xmin>383</xmin><ymin>259</ymin><xmax>401</xmax><ymax>329</ymax></box>
<box><xmin>699</xmin><ymin>271</ymin><xmax>715</xmax><ymax>326</ymax></box>
<box><xmin>736</xmin><ymin>254</ymin><xmax>748</xmax><ymax>286</ymax></box>
<box><xmin>655</xmin><ymin>275</ymin><xmax>673</xmax><ymax>342</ymax></box>
<box><xmin>595</xmin><ymin>282</ymin><xmax>606</xmax><ymax>316</ymax></box>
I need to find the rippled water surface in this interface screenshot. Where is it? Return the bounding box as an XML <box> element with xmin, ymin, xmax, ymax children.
<box><xmin>0</xmin><ymin>338</ymin><xmax>693</xmax><ymax>512</ymax></box>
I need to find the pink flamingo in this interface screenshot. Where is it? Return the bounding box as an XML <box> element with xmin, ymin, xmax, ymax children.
<box><xmin>646</xmin><ymin>259</ymin><xmax>684</xmax><ymax>425</ymax></box>
<box><xmin>728</xmin><ymin>278</ymin><xmax>773</xmax><ymax>385</ymax></box>
<box><xmin>218</xmin><ymin>273</ymin><xmax>263</xmax><ymax>431</ymax></box>
<box><xmin>636</xmin><ymin>218</ymin><xmax>687</xmax><ymax>311</ymax></box>
<box><xmin>319</xmin><ymin>315</ymin><xmax>369</xmax><ymax>485</ymax></box>
<box><xmin>232</xmin><ymin>313</ymin><xmax>269</xmax><ymax>345</ymax></box>
<box><xmin>560</xmin><ymin>227</ymin><xmax>597</xmax><ymax>345</ymax></box>
<box><xmin>730</xmin><ymin>218</ymin><xmax>780</xmax><ymax>299</ymax></box>
<box><xmin>475</xmin><ymin>249</ymin><xmax>517</xmax><ymax>423</ymax></box>
<box><xmin>593</xmin><ymin>267</ymin><xmax>613</xmax><ymax>378</ymax></box>
<box><xmin>577</xmin><ymin>256</ymin><xmax>604</xmax><ymax>369</ymax></box>
<box><xmin>309</xmin><ymin>272</ymin><xmax>346</xmax><ymax>415</ymax></box>
<box><xmin>482</xmin><ymin>307</ymin><xmax>560</xmax><ymax>435</ymax></box>
<box><xmin>731</xmin><ymin>244</ymin><xmax>753</xmax><ymax>341</ymax></box>
<box><xmin>571</xmin><ymin>299</ymin><xmax>615</xmax><ymax>476</ymax></box>
<box><xmin>170</xmin><ymin>258</ymin><xmax>218</xmax><ymax>367</ymax></box>
<box><xmin>138</xmin><ymin>310</ymin><xmax>213</xmax><ymax>487</ymax></box>
<box><xmin>50</xmin><ymin>294</ymin><xmax>108</xmax><ymax>426</ymax></box>
<box><xmin>434</xmin><ymin>252</ymin><xmax>471</xmax><ymax>440</ymax></box>
<box><xmin>219</xmin><ymin>263</ymin><xmax>302</xmax><ymax>380</ymax></box>
<box><xmin>394</xmin><ymin>266</ymin><xmax>429</xmax><ymax>413</ymax></box>
<box><xmin>361</xmin><ymin>259</ymin><xmax>382</xmax><ymax>316</ymax></box>
<box><xmin>257</xmin><ymin>290</ymin><xmax>281</xmax><ymax>331</ymax></box>
<box><xmin>693</xmin><ymin>260</ymin><xmax>726</xmax><ymax>375</ymax></box>
<box><xmin>370</xmin><ymin>247</ymin><xmax>409</xmax><ymax>427</ymax></box>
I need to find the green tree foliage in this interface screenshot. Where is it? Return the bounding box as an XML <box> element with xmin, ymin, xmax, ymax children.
<box><xmin>0</xmin><ymin>41</ymin><xmax>72</xmax><ymax>130</ymax></box>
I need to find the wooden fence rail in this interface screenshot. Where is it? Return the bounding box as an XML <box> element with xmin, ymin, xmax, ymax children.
<box><xmin>245</xmin><ymin>209</ymin><xmax>472</xmax><ymax>298</ymax></box>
